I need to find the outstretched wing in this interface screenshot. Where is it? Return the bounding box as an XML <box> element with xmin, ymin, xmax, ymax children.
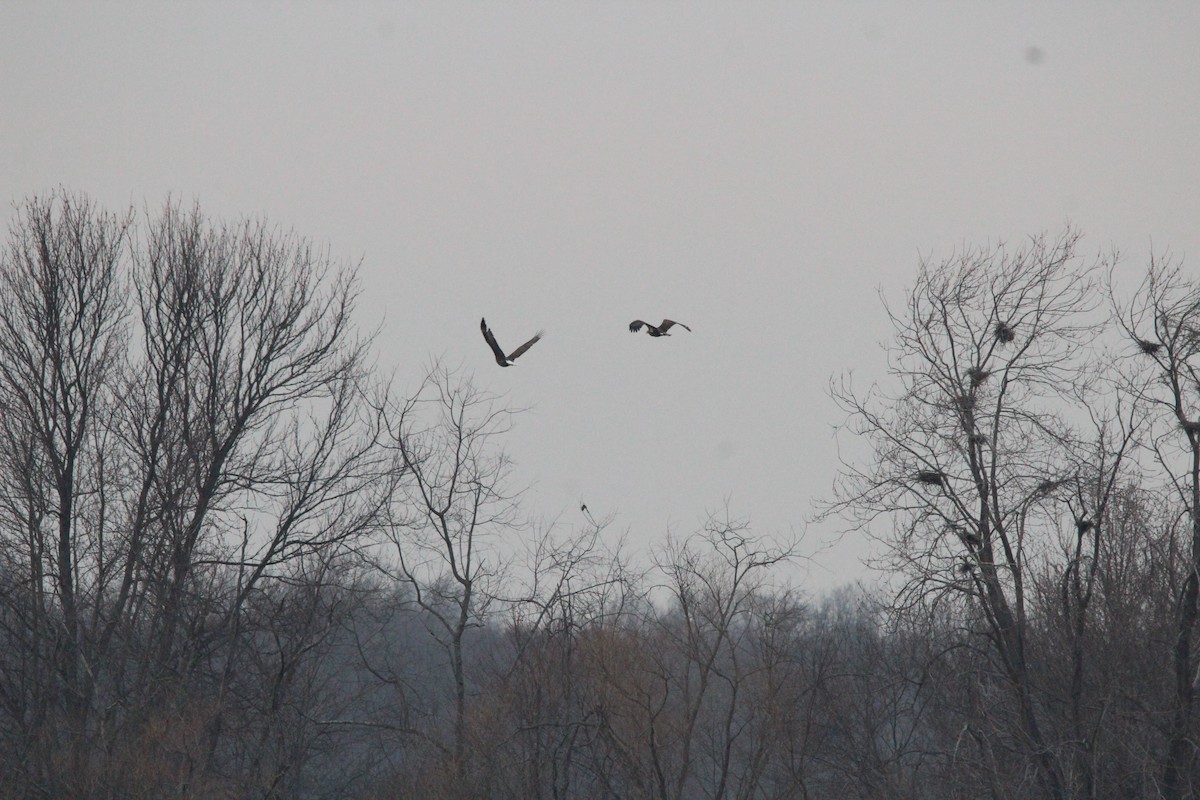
<box><xmin>507</xmin><ymin>330</ymin><xmax>544</xmax><ymax>362</ymax></box>
<box><xmin>480</xmin><ymin>318</ymin><xmax>507</xmax><ymax>363</ymax></box>
<box><xmin>506</xmin><ymin>331</ymin><xmax>544</xmax><ymax>362</ymax></box>
<box><xmin>658</xmin><ymin>319</ymin><xmax>691</xmax><ymax>333</ymax></box>
<box><xmin>629</xmin><ymin>320</ymin><xmax>648</xmax><ymax>333</ymax></box>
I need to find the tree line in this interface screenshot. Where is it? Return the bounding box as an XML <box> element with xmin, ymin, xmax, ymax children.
<box><xmin>1</xmin><ymin>190</ymin><xmax>1199</xmax><ymax>798</ymax></box>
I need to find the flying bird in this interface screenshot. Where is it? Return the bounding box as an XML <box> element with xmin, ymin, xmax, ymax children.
<box><xmin>481</xmin><ymin>318</ymin><xmax>543</xmax><ymax>367</ymax></box>
<box><xmin>629</xmin><ymin>319</ymin><xmax>692</xmax><ymax>337</ymax></box>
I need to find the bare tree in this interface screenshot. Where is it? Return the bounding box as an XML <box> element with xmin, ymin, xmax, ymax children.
<box><xmin>651</xmin><ymin>513</ymin><xmax>796</xmax><ymax>799</ymax></box>
<box><xmin>0</xmin><ymin>188</ymin><xmax>132</xmax><ymax>789</ymax></box>
<box><xmin>0</xmin><ymin>193</ymin><xmax>384</xmax><ymax>797</ymax></box>
<box><xmin>477</xmin><ymin>509</ymin><xmax>635</xmax><ymax>800</ymax></box>
<box><xmin>1113</xmin><ymin>255</ymin><xmax>1200</xmax><ymax>799</ymax></box>
<box><xmin>827</xmin><ymin>230</ymin><xmax>1112</xmax><ymax>799</ymax></box>
<box><xmin>126</xmin><ymin>201</ymin><xmax>376</xmax><ymax>666</ymax></box>
<box><xmin>569</xmin><ymin>513</ymin><xmax>799</xmax><ymax>799</ymax></box>
<box><xmin>375</xmin><ymin>363</ymin><xmax>524</xmax><ymax>787</ymax></box>
<box><xmin>118</xmin><ymin>200</ymin><xmax>385</xmax><ymax>796</ymax></box>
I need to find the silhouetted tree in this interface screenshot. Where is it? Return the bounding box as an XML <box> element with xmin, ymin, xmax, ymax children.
<box><xmin>828</xmin><ymin>230</ymin><xmax>1118</xmax><ymax>799</ymax></box>
<box><xmin>0</xmin><ymin>191</ymin><xmax>382</xmax><ymax>797</ymax></box>
<box><xmin>375</xmin><ymin>364</ymin><xmax>525</xmax><ymax>790</ymax></box>
<box><xmin>1114</xmin><ymin>256</ymin><xmax>1200</xmax><ymax>799</ymax></box>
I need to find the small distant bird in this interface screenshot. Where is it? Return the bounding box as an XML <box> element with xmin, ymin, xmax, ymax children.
<box><xmin>995</xmin><ymin>322</ymin><xmax>1015</xmax><ymax>344</ymax></box>
<box><xmin>1136</xmin><ymin>338</ymin><xmax>1163</xmax><ymax>355</ymax></box>
<box><xmin>481</xmin><ymin>318</ymin><xmax>543</xmax><ymax>367</ymax></box>
<box><xmin>629</xmin><ymin>319</ymin><xmax>691</xmax><ymax>337</ymax></box>
<box><xmin>580</xmin><ymin>503</ymin><xmax>589</xmax><ymax>514</ymax></box>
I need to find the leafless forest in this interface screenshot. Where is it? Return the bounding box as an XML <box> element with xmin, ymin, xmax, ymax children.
<box><xmin>3</xmin><ymin>190</ymin><xmax>1200</xmax><ymax>799</ymax></box>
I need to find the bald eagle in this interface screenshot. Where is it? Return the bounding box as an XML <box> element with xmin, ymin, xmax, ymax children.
<box><xmin>481</xmin><ymin>318</ymin><xmax>543</xmax><ymax>367</ymax></box>
<box><xmin>629</xmin><ymin>319</ymin><xmax>692</xmax><ymax>337</ymax></box>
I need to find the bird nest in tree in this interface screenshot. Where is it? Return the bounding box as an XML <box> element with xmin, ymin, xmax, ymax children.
<box><xmin>953</xmin><ymin>394</ymin><xmax>976</xmax><ymax>413</ymax></box>
<box><xmin>1035</xmin><ymin>478</ymin><xmax>1067</xmax><ymax>494</ymax></box>
<box><xmin>1183</xmin><ymin>420</ymin><xmax>1200</xmax><ymax>436</ymax></box>
<box><xmin>1136</xmin><ymin>338</ymin><xmax>1163</xmax><ymax>355</ymax></box>
<box><xmin>916</xmin><ymin>469</ymin><xmax>946</xmax><ymax>486</ymax></box>
<box><xmin>1075</xmin><ymin>519</ymin><xmax>1094</xmax><ymax>533</ymax></box>
<box><xmin>967</xmin><ymin>366</ymin><xmax>991</xmax><ymax>384</ymax></box>
<box><xmin>968</xmin><ymin>432</ymin><xmax>988</xmax><ymax>445</ymax></box>
<box><xmin>945</xmin><ymin>524</ymin><xmax>979</xmax><ymax>546</ymax></box>
<box><xmin>995</xmin><ymin>322</ymin><xmax>1015</xmax><ymax>343</ymax></box>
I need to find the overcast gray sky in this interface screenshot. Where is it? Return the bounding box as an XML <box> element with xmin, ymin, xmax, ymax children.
<box><xmin>3</xmin><ymin>3</ymin><xmax>1198</xmax><ymax>593</ymax></box>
